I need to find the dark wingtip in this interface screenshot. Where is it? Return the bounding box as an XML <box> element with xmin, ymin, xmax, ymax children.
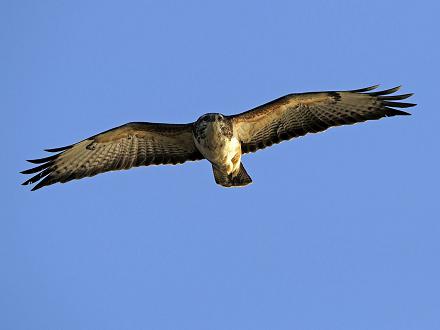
<box><xmin>369</xmin><ymin>86</ymin><xmax>402</xmax><ymax>96</ymax></box>
<box><xmin>21</xmin><ymin>176</ymin><xmax>50</xmax><ymax>190</ymax></box>
<box><xmin>27</xmin><ymin>154</ymin><xmax>59</xmax><ymax>164</ymax></box>
<box><xmin>396</xmin><ymin>110</ymin><xmax>411</xmax><ymax>116</ymax></box>
<box><xmin>379</xmin><ymin>93</ymin><xmax>414</xmax><ymax>101</ymax></box>
<box><xmin>44</xmin><ymin>145</ymin><xmax>72</xmax><ymax>152</ymax></box>
<box><xmin>21</xmin><ymin>168</ymin><xmax>52</xmax><ymax>187</ymax></box>
<box><xmin>383</xmin><ymin>107</ymin><xmax>412</xmax><ymax>116</ymax></box>
<box><xmin>21</xmin><ymin>179</ymin><xmax>32</xmax><ymax>186</ymax></box>
<box><xmin>22</xmin><ymin>144</ymin><xmax>71</xmax><ymax>190</ymax></box>
<box><xmin>21</xmin><ymin>162</ymin><xmax>54</xmax><ymax>174</ymax></box>
<box><xmin>349</xmin><ymin>85</ymin><xmax>380</xmax><ymax>93</ymax></box>
<box><xmin>382</xmin><ymin>101</ymin><xmax>417</xmax><ymax>108</ymax></box>
<box><xmin>30</xmin><ymin>176</ymin><xmax>53</xmax><ymax>191</ymax></box>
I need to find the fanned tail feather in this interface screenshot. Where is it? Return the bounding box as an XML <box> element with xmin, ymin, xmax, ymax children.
<box><xmin>212</xmin><ymin>163</ymin><xmax>252</xmax><ymax>187</ymax></box>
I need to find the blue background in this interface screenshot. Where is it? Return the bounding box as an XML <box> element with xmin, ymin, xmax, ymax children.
<box><xmin>2</xmin><ymin>1</ymin><xmax>439</xmax><ymax>329</ymax></box>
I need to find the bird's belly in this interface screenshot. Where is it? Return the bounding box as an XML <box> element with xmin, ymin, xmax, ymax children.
<box><xmin>195</xmin><ymin>136</ymin><xmax>241</xmax><ymax>174</ymax></box>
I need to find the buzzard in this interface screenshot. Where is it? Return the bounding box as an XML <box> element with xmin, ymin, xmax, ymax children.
<box><xmin>22</xmin><ymin>85</ymin><xmax>415</xmax><ymax>190</ymax></box>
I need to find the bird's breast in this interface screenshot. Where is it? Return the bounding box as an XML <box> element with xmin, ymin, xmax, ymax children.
<box><xmin>193</xmin><ymin>121</ymin><xmax>241</xmax><ymax>171</ymax></box>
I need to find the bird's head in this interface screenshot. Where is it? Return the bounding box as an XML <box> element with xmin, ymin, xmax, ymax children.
<box><xmin>195</xmin><ymin>113</ymin><xmax>232</xmax><ymax>138</ymax></box>
<box><xmin>196</xmin><ymin>113</ymin><xmax>225</xmax><ymax>124</ymax></box>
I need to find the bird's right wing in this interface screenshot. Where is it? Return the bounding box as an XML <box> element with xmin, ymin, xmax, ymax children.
<box><xmin>22</xmin><ymin>122</ymin><xmax>203</xmax><ymax>190</ymax></box>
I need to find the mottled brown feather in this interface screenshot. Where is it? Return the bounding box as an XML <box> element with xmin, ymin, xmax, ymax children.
<box><xmin>22</xmin><ymin>122</ymin><xmax>203</xmax><ymax>190</ymax></box>
<box><xmin>229</xmin><ymin>86</ymin><xmax>415</xmax><ymax>154</ymax></box>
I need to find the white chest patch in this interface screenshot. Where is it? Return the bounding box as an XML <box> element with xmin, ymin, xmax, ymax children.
<box><xmin>194</xmin><ymin>124</ymin><xmax>241</xmax><ymax>174</ymax></box>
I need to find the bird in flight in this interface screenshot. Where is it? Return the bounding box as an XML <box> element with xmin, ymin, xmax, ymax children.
<box><xmin>22</xmin><ymin>85</ymin><xmax>415</xmax><ymax>191</ymax></box>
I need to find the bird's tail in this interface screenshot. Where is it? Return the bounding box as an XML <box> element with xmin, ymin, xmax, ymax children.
<box><xmin>212</xmin><ymin>163</ymin><xmax>252</xmax><ymax>188</ymax></box>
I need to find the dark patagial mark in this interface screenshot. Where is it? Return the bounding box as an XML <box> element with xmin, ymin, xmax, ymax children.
<box><xmin>328</xmin><ymin>91</ymin><xmax>342</xmax><ymax>102</ymax></box>
<box><xmin>86</xmin><ymin>141</ymin><xmax>96</xmax><ymax>150</ymax></box>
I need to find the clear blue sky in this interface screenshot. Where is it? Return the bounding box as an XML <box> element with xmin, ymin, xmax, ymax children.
<box><xmin>2</xmin><ymin>1</ymin><xmax>439</xmax><ymax>329</ymax></box>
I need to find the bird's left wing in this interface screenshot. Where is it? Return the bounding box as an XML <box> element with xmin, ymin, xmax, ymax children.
<box><xmin>229</xmin><ymin>86</ymin><xmax>415</xmax><ymax>154</ymax></box>
<box><xmin>22</xmin><ymin>122</ymin><xmax>203</xmax><ymax>190</ymax></box>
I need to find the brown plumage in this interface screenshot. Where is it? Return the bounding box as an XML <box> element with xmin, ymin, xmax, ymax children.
<box><xmin>22</xmin><ymin>85</ymin><xmax>415</xmax><ymax>190</ymax></box>
<box><xmin>22</xmin><ymin>123</ymin><xmax>203</xmax><ymax>191</ymax></box>
<box><xmin>230</xmin><ymin>86</ymin><xmax>414</xmax><ymax>153</ymax></box>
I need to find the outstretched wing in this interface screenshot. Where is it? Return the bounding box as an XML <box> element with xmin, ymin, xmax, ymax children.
<box><xmin>22</xmin><ymin>122</ymin><xmax>203</xmax><ymax>190</ymax></box>
<box><xmin>230</xmin><ymin>86</ymin><xmax>415</xmax><ymax>154</ymax></box>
